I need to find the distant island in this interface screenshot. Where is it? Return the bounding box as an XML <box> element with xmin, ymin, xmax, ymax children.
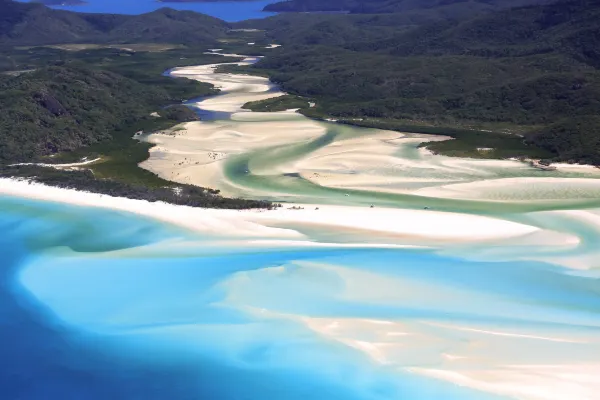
<box><xmin>158</xmin><ymin>0</ymin><xmax>256</xmax><ymax>2</ymax></box>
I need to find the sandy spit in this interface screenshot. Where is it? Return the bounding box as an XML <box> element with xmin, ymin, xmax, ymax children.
<box><xmin>0</xmin><ymin>178</ymin><xmax>539</xmax><ymax>245</ymax></box>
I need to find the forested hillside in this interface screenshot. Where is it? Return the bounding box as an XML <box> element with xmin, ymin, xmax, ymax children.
<box><xmin>3</xmin><ymin>0</ymin><xmax>600</xmax><ymax>166</ymax></box>
<box><xmin>248</xmin><ymin>0</ymin><xmax>600</xmax><ymax>164</ymax></box>
<box><xmin>0</xmin><ymin>66</ymin><xmax>178</xmax><ymax>162</ymax></box>
<box><xmin>0</xmin><ymin>41</ymin><xmax>271</xmax><ymax>208</ymax></box>
<box><xmin>0</xmin><ymin>45</ymin><xmax>228</xmax><ymax>163</ymax></box>
<box><xmin>264</xmin><ymin>0</ymin><xmax>552</xmax><ymax>14</ymax></box>
<box><xmin>0</xmin><ymin>0</ymin><xmax>229</xmax><ymax>45</ymax></box>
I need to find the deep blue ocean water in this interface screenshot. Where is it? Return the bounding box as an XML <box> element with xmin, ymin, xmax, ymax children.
<box><xmin>18</xmin><ymin>0</ymin><xmax>278</xmax><ymax>21</ymax></box>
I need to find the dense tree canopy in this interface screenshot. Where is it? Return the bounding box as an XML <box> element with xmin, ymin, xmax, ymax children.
<box><xmin>263</xmin><ymin>0</ymin><xmax>553</xmax><ymax>14</ymax></box>
<box><xmin>246</xmin><ymin>0</ymin><xmax>600</xmax><ymax>163</ymax></box>
<box><xmin>0</xmin><ymin>64</ymin><xmax>205</xmax><ymax>163</ymax></box>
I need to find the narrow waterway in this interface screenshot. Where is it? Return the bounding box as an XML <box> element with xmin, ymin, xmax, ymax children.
<box><xmin>142</xmin><ymin>53</ymin><xmax>600</xmax><ymax>216</ymax></box>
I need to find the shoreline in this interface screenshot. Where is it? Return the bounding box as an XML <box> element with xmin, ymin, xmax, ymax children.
<box><xmin>0</xmin><ymin>178</ymin><xmax>542</xmax><ymax>246</ymax></box>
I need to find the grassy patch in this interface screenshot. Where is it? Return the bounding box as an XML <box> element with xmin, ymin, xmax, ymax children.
<box><xmin>48</xmin><ymin>117</ymin><xmax>179</xmax><ymax>187</ymax></box>
<box><xmin>214</xmin><ymin>63</ymin><xmax>271</xmax><ymax>77</ymax></box>
<box><xmin>242</xmin><ymin>94</ymin><xmax>311</xmax><ymax>112</ymax></box>
<box><xmin>420</xmin><ymin>131</ymin><xmax>553</xmax><ymax>159</ymax></box>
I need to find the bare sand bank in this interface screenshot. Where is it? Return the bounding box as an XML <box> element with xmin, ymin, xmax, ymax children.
<box><xmin>414</xmin><ymin>177</ymin><xmax>600</xmax><ymax>201</ymax></box>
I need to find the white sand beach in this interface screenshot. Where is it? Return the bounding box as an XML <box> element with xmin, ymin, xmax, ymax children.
<box><xmin>0</xmin><ymin>178</ymin><xmax>543</xmax><ymax>246</ymax></box>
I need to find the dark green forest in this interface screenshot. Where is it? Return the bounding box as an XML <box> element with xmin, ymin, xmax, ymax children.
<box><xmin>263</xmin><ymin>0</ymin><xmax>553</xmax><ymax>15</ymax></box>
<box><xmin>241</xmin><ymin>0</ymin><xmax>600</xmax><ymax>163</ymax></box>
<box><xmin>0</xmin><ymin>48</ymin><xmax>272</xmax><ymax>209</ymax></box>
<box><xmin>242</xmin><ymin>94</ymin><xmax>310</xmax><ymax>112</ymax></box>
<box><xmin>0</xmin><ymin>47</ymin><xmax>228</xmax><ymax>163</ymax></box>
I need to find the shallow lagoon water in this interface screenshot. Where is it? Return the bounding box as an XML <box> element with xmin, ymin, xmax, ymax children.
<box><xmin>2</xmin><ymin>195</ymin><xmax>600</xmax><ymax>399</ymax></box>
<box><xmin>1</xmin><ymin>196</ymin><xmax>509</xmax><ymax>400</ymax></box>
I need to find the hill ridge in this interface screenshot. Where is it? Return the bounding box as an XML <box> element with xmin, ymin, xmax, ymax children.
<box><xmin>0</xmin><ymin>0</ymin><xmax>230</xmax><ymax>45</ymax></box>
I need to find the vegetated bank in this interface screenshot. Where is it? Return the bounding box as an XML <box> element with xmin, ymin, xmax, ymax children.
<box><xmin>0</xmin><ymin>42</ymin><xmax>272</xmax><ymax>209</ymax></box>
<box><xmin>236</xmin><ymin>0</ymin><xmax>600</xmax><ymax>165</ymax></box>
<box><xmin>242</xmin><ymin>94</ymin><xmax>311</xmax><ymax>112</ymax></box>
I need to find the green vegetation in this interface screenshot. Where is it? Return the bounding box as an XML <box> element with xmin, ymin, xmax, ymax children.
<box><xmin>421</xmin><ymin>131</ymin><xmax>553</xmax><ymax>160</ymax></box>
<box><xmin>0</xmin><ymin>0</ymin><xmax>229</xmax><ymax>46</ymax></box>
<box><xmin>3</xmin><ymin>0</ymin><xmax>600</xmax><ymax>172</ymax></box>
<box><xmin>0</xmin><ymin>40</ymin><xmax>272</xmax><ymax>209</ymax></box>
<box><xmin>0</xmin><ymin>65</ymin><xmax>172</xmax><ymax>163</ymax></box>
<box><xmin>241</xmin><ymin>0</ymin><xmax>600</xmax><ymax>163</ymax></box>
<box><xmin>0</xmin><ymin>45</ymin><xmax>231</xmax><ymax>177</ymax></box>
<box><xmin>301</xmin><ymin>114</ymin><xmax>550</xmax><ymax>159</ymax></box>
<box><xmin>263</xmin><ymin>0</ymin><xmax>550</xmax><ymax>15</ymax></box>
<box><xmin>242</xmin><ymin>95</ymin><xmax>311</xmax><ymax>112</ymax></box>
<box><xmin>527</xmin><ymin>116</ymin><xmax>600</xmax><ymax>165</ymax></box>
<box><xmin>0</xmin><ymin>45</ymin><xmax>225</xmax><ymax>164</ymax></box>
<box><xmin>45</xmin><ymin>43</ymin><xmax>184</xmax><ymax>52</ymax></box>
<box><xmin>47</xmin><ymin>107</ymin><xmax>196</xmax><ymax>185</ymax></box>
<box><xmin>214</xmin><ymin>63</ymin><xmax>270</xmax><ymax>77</ymax></box>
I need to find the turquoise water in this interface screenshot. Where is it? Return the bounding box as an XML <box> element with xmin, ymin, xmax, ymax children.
<box><xmin>2</xmin><ymin>195</ymin><xmax>599</xmax><ymax>399</ymax></box>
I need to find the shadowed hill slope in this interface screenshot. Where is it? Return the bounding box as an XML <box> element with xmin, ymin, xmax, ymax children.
<box><xmin>264</xmin><ymin>0</ymin><xmax>554</xmax><ymax>15</ymax></box>
<box><xmin>0</xmin><ymin>65</ymin><xmax>176</xmax><ymax>162</ymax></box>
